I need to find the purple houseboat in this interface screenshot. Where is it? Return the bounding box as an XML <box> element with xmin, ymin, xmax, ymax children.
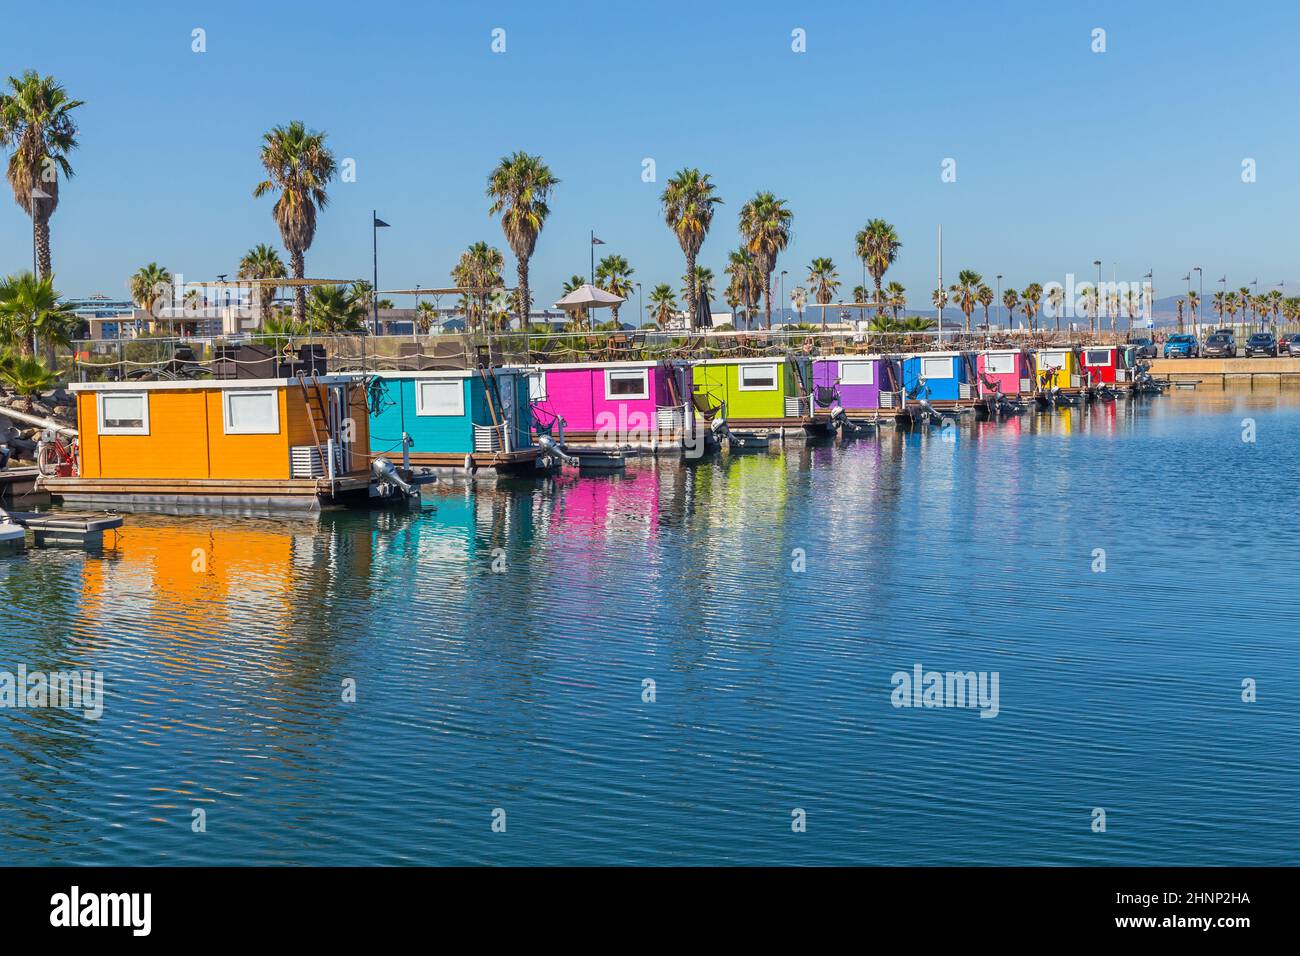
<box><xmin>811</xmin><ymin>356</ymin><xmax>905</xmax><ymax>424</ymax></box>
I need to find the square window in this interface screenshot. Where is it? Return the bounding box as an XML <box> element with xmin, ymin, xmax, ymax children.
<box><xmin>738</xmin><ymin>364</ymin><xmax>779</xmax><ymax>390</ymax></box>
<box><xmin>839</xmin><ymin>361</ymin><xmax>874</xmax><ymax>385</ymax></box>
<box><xmin>605</xmin><ymin>369</ymin><xmax>649</xmax><ymax>400</ymax></box>
<box><xmin>1084</xmin><ymin>350</ymin><xmax>1112</xmax><ymax>367</ymax></box>
<box><xmin>416</xmin><ymin>379</ymin><xmax>465</xmax><ymax>416</ymax></box>
<box><xmin>98</xmin><ymin>392</ymin><xmax>149</xmax><ymax>435</ymax></box>
<box><xmin>920</xmin><ymin>357</ymin><xmax>953</xmax><ymax>379</ymax></box>
<box><xmin>527</xmin><ymin>372</ymin><xmax>547</xmax><ymax>402</ymax></box>
<box><xmin>223</xmin><ymin>390</ymin><xmax>280</xmax><ymax>434</ymax></box>
<box><xmin>984</xmin><ymin>353</ymin><xmax>1015</xmax><ymax>375</ymax></box>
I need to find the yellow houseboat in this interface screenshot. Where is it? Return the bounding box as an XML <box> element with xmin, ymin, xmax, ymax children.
<box><xmin>42</xmin><ymin>374</ymin><xmax>422</xmax><ymax>512</ymax></box>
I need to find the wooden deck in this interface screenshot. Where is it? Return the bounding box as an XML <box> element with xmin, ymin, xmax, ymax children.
<box><xmin>40</xmin><ymin>473</ymin><xmax>374</xmax><ymax>512</ymax></box>
<box><xmin>405</xmin><ymin>448</ymin><xmax>546</xmax><ymax>472</ymax></box>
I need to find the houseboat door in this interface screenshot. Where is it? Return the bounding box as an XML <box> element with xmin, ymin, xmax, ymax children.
<box><xmin>496</xmin><ymin>371</ymin><xmax>518</xmax><ymax>452</ymax></box>
<box><xmin>327</xmin><ymin>383</ymin><xmax>355</xmax><ymax>475</ymax></box>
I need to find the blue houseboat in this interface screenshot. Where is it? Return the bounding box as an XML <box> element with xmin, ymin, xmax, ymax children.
<box><xmin>367</xmin><ymin>369</ymin><xmax>547</xmax><ymax>475</ymax></box>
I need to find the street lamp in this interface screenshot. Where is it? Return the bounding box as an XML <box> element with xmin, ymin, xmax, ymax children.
<box><xmin>996</xmin><ymin>274</ymin><xmax>1002</xmax><ymax>328</ymax></box>
<box><xmin>636</xmin><ymin>282</ymin><xmax>643</xmax><ymax>328</ymax></box>
<box><xmin>1093</xmin><ymin>260</ymin><xmax>1102</xmax><ymax>334</ymax></box>
<box><xmin>1193</xmin><ymin>267</ymin><xmax>1203</xmax><ymax>333</ymax></box>
<box><xmin>780</xmin><ymin>270</ymin><xmax>788</xmax><ymax>326</ymax></box>
<box><xmin>1142</xmin><ymin>270</ymin><xmax>1152</xmax><ymax>337</ymax></box>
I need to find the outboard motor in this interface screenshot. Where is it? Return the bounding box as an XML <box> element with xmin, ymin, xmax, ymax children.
<box><xmin>815</xmin><ymin>384</ymin><xmax>860</xmax><ymax>435</ymax></box>
<box><xmin>710</xmin><ymin>416</ymin><xmax>734</xmax><ymax>443</ymax></box>
<box><xmin>827</xmin><ymin>401</ymin><xmax>861</xmax><ymax>434</ymax></box>
<box><xmin>372</xmin><ymin>456</ymin><xmax>416</xmax><ymax>497</ymax></box>
<box><xmin>907</xmin><ymin>379</ymin><xmax>942</xmax><ymax>426</ymax></box>
<box><xmin>536</xmin><ymin>433</ymin><xmax>579</xmax><ymax>467</ymax></box>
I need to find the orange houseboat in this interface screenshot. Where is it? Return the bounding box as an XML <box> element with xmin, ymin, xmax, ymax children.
<box><xmin>42</xmin><ymin>374</ymin><xmax>419</xmax><ymax>512</ymax></box>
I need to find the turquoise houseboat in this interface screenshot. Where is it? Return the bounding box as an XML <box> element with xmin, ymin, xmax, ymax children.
<box><xmin>367</xmin><ymin>369</ymin><xmax>546</xmax><ymax>475</ymax></box>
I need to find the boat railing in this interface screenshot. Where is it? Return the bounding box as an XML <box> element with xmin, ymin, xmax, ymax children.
<box><xmin>64</xmin><ymin>328</ymin><xmax>1154</xmax><ymax>382</ymax></box>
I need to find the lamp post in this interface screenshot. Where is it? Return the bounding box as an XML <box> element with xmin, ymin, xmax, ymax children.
<box><xmin>1141</xmin><ymin>270</ymin><xmax>1152</xmax><ymax>338</ymax></box>
<box><xmin>636</xmin><ymin>282</ymin><xmax>643</xmax><ymax>328</ymax></box>
<box><xmin>995</xmin><ymin>274</ymin><xmax>1002</xmax><ymax>329</ymax></box>
<box><xmin>1218</xmin><ymin>276</ymin><xmax>1227</xmax><ymax>331</ymax></box>
<box><xmin>1193</xmin><ymin>267</ymin><xmax>1203</xmax><ymax>334</ymax></box>
<box><xmin>373</xmin><ymin>211</ymin><xmax>390</xmax><ymax>336</ymax></box>
<box><xmin>1093</xmin><ymin>260</ymin><xmax>1102</xmax><ymax>334</ymax></box>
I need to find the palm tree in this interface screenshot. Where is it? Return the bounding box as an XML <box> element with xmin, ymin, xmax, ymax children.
<box><xmin>129</xmin><ymin>262</ymin><xmax>174</xmax><ymax>335</ymax></box>
<box><xmin>661</xmin><ymin>168</ymin><xmax>722</xmax><ymax>330</ymax></box>
<box><xmin>0</xmin><ymin>71</ymin><xmax>84</xmax><ymax>279</ymax></box>
<box><xmin>594</xmin><ymin>253</ymin><xmax>634</xmax><ymax>325</ymax></box>
<box><xmin>900</xmin><ymin>316</ymin><xmax>936</xmax><ymax>332</ymax></box>
<box><xmin>306</xmin><ymin>284</ymin><xmax>366</xmax><ymax>334</ymax></box>
<box><xmin>949</xmin><ymin>269</ymin><xmax>983</xmax><ymax>333</ymax></box>
<box><xmin>254</xmin><ymin>121</ymin><xmax>336</xmax><ymax>324</ymax></box>
<box><xmin>561</xmin><ymin>274</ymin><xmax>591</xmax><ymax>326</ymax></box>
<box><xmin>1225</xmin><ymin>291</ymin><xmax>1241</xmax><ymax>328</ymax></box>
<box><xmin>790</xmin><ymin>286</ymin><xmax>808</xmax><ymax>323</ymax></box>
<box><xmin>1175</xmin><ymin>298</ymin><xmax>1185</xmax><ymax>332</ymax></box>
<box><xmin>868</xmin><ymin>314</ymin><xmax>900</xmax><ymax>333</ymax></box>
<box><xmin>977</xmin><ymin>283</ymin><xmax>994</xmax><ymax>328</ymax></box>
<box><xmin>855</xmin><ymin>219</ymin><xmax>902</xmax><ymax>313</ymax></box>
<box><xmin>1002</xmin><ymin>288</ymin><xmax>1019</xmax><ymax>329</ymax></box>
<box><xmin>0</xmin><ymin>271</ymin><xmax>78</xmax><ymax>364</ymax></box>
<box><xmin>1020</xmin><ymin>283</ymin><xmax>1042</xmax><ymax>331</ymax></box>
<box><xmin>738</xmin><ymin>191</ymin><xmax>793</xmax><ymax>328</ymax></box>
<box><xmin>0</xmin><ymin>353</ymin><xmax>56</xmax><ymax>411</ymax></box>
<box><xmin>648</xmin><ymin>283</ymin><xmax>677</xmax><ymax>327</ymax></box>
<box><xmin>412</xmin><ymin>301</ymin><xmax>438</xmax><ymax>334</ymax></box>
<box><xmin>451</xmin><ymin>241</ymin><xmax>506</xmax><ymax>332</ymax></box>
<box><xmin>1046</xmin><ymin>285</ymin><xmax>1065</xmax><ymax>331</ymax></box>
<box><xmin>238</xmin><ymin>244</ymin><xmax>286</xmax><ymax>327</ymax></box>
<box><xmin>1211</xmin><ymin>290</ymin><xmax>1225</xmax><ymax>325</ymax></box>
<box><xmin>806</xmin><ymin>258</ymin><xmax>840</xmax><ymax>326</ymax></box>
<box><xmin>1124</xmin><ymin>289</ymin><xmax>1141</xmax><ymax>334</ymax></box>
<box><xmin>1187</xmin><ymin>290</ymin><xmax>1200</xmax><ymax>329</ymax></box>
<box><xmin>727</xmin><ymin>249</ymin><xmax>763</xmax><ymax>330</ymax></box>
<box><xmin>885</xmin><ymin>281</ymin><xmax>906</xmax><ymax>321</ymax></box>
<box><xmin>1079</xmin><ymin>286</ymin><xmax>1098</xmax><ymax>332</ymax></box>
<box><xmin>487</xmin><ymin>151</ymin><xmax>559</xmax><ymax>330</ymax></box>
<box><xmin>931</xmin><ymin>288</ymin><xmax>948</xmax><ymax>330</ymax></box>
<box><xmin>682</xmin><ymin>265</ymin><xmax>714</xmax><ymax>312</ymax></box>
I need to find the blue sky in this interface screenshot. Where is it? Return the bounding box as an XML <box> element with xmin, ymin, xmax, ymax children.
<box><xmin>2</xmin><ymin>0</ymin><xmax>1298</xmax><ymax>318</ymax></box>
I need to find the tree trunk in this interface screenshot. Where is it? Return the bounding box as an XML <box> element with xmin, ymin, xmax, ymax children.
<box><xmin>516</xmin><ymin>259</ymin><xmax>530</xmax><ymax>333</ymax></box>
<box><xmin>291</xmin><ymin>249</ymin><xmax>306</xmax><ymax>325</ymax></box>
<box><xmin>35</xmin><ymin>213</ymin><xmax>52</xmax><ymax>279</ymax></box>
<box><xmin>684</xmin><ymin>248</ymin><xmax>697</xmax><ymax>332</ymax></box>
<box><xmin>764</xmin><ymin>276</ymin><xmax>773</xmax><ymax>329</ymax></box>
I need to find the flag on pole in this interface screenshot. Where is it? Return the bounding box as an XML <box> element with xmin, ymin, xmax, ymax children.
<box><xmin>374</xmin><ymin>216</ymin><xmax>390</xmax><ymax>228</ymax></box>
<box><xmin>591</xmin><ymin>235</ymin><xmax>605</xmax><ymax>246</ymax></box>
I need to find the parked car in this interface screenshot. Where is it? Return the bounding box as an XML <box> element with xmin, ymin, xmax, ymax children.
<box><xmin>1131</xmin><ymin>337</ymin><xmax>1157</xmax><ymax>359</ymax></box>
<box><xmin>1163</xmin><ymin>334</ymin><xmax>1200</xmax><ymax>358</ymax></box>
<box><xmin>1286</xmin><ymin>334</ymin><xmax>1300</xmax><ymax>357</ymax></box>
<box><xmin>1203</xmin><ymin>333</ymin><xmax>1237</xmax><ymax>358</ymax></box>
<box><xmin>1245</xmin><ymin>332</ymin><xmax>1278</xmax><ymax>357</ymax></box>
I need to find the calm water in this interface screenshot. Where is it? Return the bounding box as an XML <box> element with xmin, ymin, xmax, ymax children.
<box><xmin>2</xmin><ymin>392</ymin><xmax>1298</xmax><ymax>866</ymax></box>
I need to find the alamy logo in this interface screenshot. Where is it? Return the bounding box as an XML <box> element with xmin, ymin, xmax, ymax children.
<box><xmin>0</xmin><ymin>665</ymin><xmax>104</xmax><ymax>719</ymax></box>
<box><xmin>890</xmin><ymin>663</ymin><xmax>1000</xmax><ymax>718</ymax></box>
<box><xmin>50</xmin><ymin>886</ymin><xmax>151</xmax><ymax>936</ymax></box>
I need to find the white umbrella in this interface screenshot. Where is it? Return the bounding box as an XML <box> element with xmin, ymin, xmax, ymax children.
<box><xmin>555</xmin><ymin>284</ymin><xmax>624</xmax><ymax>310</ymax></box>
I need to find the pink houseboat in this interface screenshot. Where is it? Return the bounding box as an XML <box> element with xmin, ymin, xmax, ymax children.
<box><xmin>525</xmin><ymin>359</ymin><xmax>696</xmax><ymax>452</ymax></box>
<box><xmin>975</xmin><ymin>349</ymin><xmax>1035</xmax><ymax>399</ymax></box>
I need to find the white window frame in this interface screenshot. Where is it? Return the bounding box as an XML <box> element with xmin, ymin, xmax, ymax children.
<box><xmin>1041</xmin><ymin>351</ymin><xmax>1068</xmax><ymax>368</ymax></box>
<box><xmin>97</xmin><ymin>392</ymin><xmax>150</xmax><ymax>435</ymax></box>
<box><xmin>222</xmin><ymin>389</ymin><xmax>281</xmax><ymax>435</ymax></box>
<box><xmin>416</xmin><ymin>379</ymin><xmax>465</xmax><ymax>417</ymax></box>
<box><xmin>984</xmin><ymin>353</ymin><xmax>1016</xmax><ymax>375</ymax></box>
<box><xmin>838</xmin><ymin>361</ymin><xmax>874</xmax><ymax>386</ymax></box>
<box><xmin>604</xmin><ymin>368</ymin><xmax>649</xmax><ymax>401</ymax></box>
<box><xmin>920</xmin><ymin>357</ymin><xmax>953</xmax><ymax>380</ymax></box>
<box><xmin>527</xmin><ymin>371</ymin><xmax>547</xmax><ymax>403</ymax></box>
<box><xmin>1083</xmin><ymin>350</ymin><xmax>1113</xmax><ymax>368</ymax></box>
<box><xmin>738</xmin><ymin>363</ymin><xmax>780</xmax><ymax>391</ymax></box>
